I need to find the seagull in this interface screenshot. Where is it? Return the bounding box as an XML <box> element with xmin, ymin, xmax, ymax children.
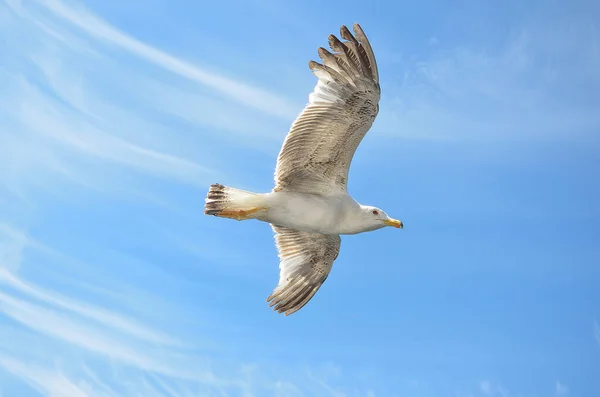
<box><xmin>205</xmin><ymin>23</ymin><xmax>402</xmax><ymax>316</ymax></box>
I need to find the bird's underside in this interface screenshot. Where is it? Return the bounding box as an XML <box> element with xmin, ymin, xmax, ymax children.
<box><xmin>204</xmin><ymin>23</ymin><xmax>382</xmax><ymax>315</ymax></box>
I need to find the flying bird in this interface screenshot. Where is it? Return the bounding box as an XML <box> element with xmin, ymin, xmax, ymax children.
<box><xmin>205</xmin><ymin>24</ymin><xmax>402</xmax><ymax>315</ymax></box>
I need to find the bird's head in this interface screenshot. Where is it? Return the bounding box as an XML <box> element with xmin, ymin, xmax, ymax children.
<box><xmin>359</xmin><ymin>205</ymin><xmax>403</xmax><ymax>231</ymax></box>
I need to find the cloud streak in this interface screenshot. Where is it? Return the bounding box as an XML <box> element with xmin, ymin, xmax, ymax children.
<box><xmin>0</xmin><ymin>356</ymin><xmax>91</xmax><ymax>397</ymax></box>
<box><xmin>1</xmin><ymin>0</ymin><xmax>295</xmax><ymax>200</ymax></box>
<box><xmin>7</xmin><ymin>76</ymin><xmax>209</xmax><ymax>185</ymax></box>
<box><xmin>0</xmin><ymin>292</ymin><xmax>215</xmax><ymax>381</ymax></box>
<box><xmin>1</xmin><ymin>2</ymin><xmax>204</xmax><ymax>198</ymax></box>
<box><xmin>34</xmin><ymin>0</ymin><xmax>298</xmax><ymax>120</ymax></box>
<box><xmin>376</xmin><ymin>24</ymin><xmax>600</xmax><ymax>142</ymax></box>
<box><xmin>0</xmin><ymin>268</ymin><xmax>180</xmax><ymax>347</ymax></box>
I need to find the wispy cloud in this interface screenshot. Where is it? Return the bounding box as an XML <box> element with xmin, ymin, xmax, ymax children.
<box><xmin>1</xmin><ymin>0</ymin><xmax>295</xmax><ymax>200</ymax></box>
<box><xmin>34</xmin><ymin>0</ymin><xmax>297</xmax><ymax>119</ymax></box>
<box><xmin>0</xmin><ymin>224</ymin><xmax>246</xmax><ymax>396</ymax></box>
<box><xmin>6</xmin><ymin>76</ymin><xmax>208</xmax><ymax>185</ymax></box>
<box><xmin>376</xmin><ymin>24</ymin><xmax>600</xmax><ymax>142</ymax></box>
<box><xmin>0</xmin><ymin>268</ymin><xmax>180</xmax><ymax>347</ymax></box>
<box><xmin>0</xmin><ymin>357</ymin><xmax>91</xmax><ymax>397</ymax></box>
<box><xmin>0</xmin><ymin>225</ymin><xmax>202</xmax><ymax>381</ymax></box>
<box><xmin>0</xmin><ymin>292</ymin><xmax>214</xmax><ymax>380</ymax></box>
<box><xmin>1</xmin><ymin>9</ymin><xmax>203</xmax><ymax>196</ymax></box>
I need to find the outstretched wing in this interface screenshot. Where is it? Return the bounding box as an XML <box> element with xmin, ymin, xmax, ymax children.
<box><xmin>267</xmin><ymin>226</ymin><xmax>341</xmax><ymax>316</ymax></box>
<box><xmin>274</xmin><ymin>24</ymin><xmax>381</xmax><ymax>194</ymax></box>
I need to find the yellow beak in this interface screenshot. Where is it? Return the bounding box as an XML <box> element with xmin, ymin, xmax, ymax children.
<box><xmin>383</xmin><ymin>219</ymin><xmax>403</xmax><ymax>229</ymax></box>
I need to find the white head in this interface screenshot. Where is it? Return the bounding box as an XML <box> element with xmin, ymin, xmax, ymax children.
<box><xmin>357</xmin><ymin>205</ymin><xmax>403</xmax><ymax>232</ymax></box>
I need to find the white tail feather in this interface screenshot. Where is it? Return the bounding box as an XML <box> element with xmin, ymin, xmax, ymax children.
<box><xmin>204</xmin><ymin>183</ymin><xmax>265</xmax><ymax>220</ymax></box>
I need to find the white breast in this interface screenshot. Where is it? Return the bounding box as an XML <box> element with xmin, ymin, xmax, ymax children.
<box><xmin>261</xmin><ymin>192</ymin><xmax>359</xmax><ymax>234</ymax></box>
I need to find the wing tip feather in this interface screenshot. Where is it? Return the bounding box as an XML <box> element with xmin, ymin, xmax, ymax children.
<box><xmin>308</xmin><ymin>23</ymin><xmax>379</xmax><ymax>86</ymax></box>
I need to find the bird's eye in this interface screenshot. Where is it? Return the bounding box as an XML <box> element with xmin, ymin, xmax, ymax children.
<box><xmin>372</xmin><ymin>210</ymin><xmax>379</xmax><ymax>215</ymax></box>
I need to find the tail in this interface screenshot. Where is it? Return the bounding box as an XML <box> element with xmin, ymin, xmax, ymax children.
<box><xmin>204</xmin><ymin>183</ymin><xmax>266</xmax><ymax>221</ymax></box>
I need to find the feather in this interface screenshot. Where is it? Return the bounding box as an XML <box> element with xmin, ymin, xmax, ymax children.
<box><xmin>274</xmin><ymin>24</ymin><xmax>380</xmax><ymax>194</ymax></box>
<box><xmin>267</xmin><ymin>226</ymin><xmax>341</xmax><ymax>316</ymax></box>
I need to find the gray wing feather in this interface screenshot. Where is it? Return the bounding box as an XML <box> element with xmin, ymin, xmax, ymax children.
<box><xmin>274</xmin><ymin>24</ymin><xmax>381</xmax><ymax>194</ymax></box>
<box><xmin>267</xmin><ymin>226</ymin><xmax>341</xmax><ymax>316</ymax></box>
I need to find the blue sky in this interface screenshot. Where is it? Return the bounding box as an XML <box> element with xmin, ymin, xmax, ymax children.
<box><xmin>1</xmin><ymin>0</ymin><xmax>599</xmax><ymax>396</ymax></box>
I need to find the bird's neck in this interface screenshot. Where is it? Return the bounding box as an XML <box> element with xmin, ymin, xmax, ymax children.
<box><xmin>335</xmin><ymin>204</ymin><xmax>371</xmax><ymax>235</ymax></box>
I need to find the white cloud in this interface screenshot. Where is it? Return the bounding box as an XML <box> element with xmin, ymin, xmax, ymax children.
<box><xmin>376</xmin><ymin>25</ymin><xmax>600</xmax><ymax>142</ymax></box>
<box><xmin>0</xmin><ymin>225</ymin><xmax>203</xmax><ymax>381</ymax></box>
<box><xmin>8</xmin><ymin>76</ymin><xmax>208</xmax><ymax>183</ymax></box>
<box><xmin>0</xmin><ymin>223</ymin><xmax>272</xmax><ymax>397</ymax></box>
<box><xmin>1</xmin><ymin>0</ymin><xmax>293</xmax><ymax>200</ymax></box>
<box><xmin>2</xmin><ymin>69</ymin><xmax>207</xmax><ymax>197</ymax></box>
<box><xmin>31</xmin><ymin>0</ymin><xmax>297</xmax><ymax>120</ymax></box>
<box><xmin>0</xmin><ymin>268</ymin><xmax>181</xmax><ymax>347</ymax></box>
<box><xmin>0</xmin><ymin>355</ymin><xmax>215</xmax><ymax>397</ymax></box>
<box><xmin>0</xmin><ymin>356</ymin><xmax>92</xmax><ymax>397</ymax></box>
<box><xmin>0</xmin><ymin>291</ymin><xmax>224</xmax><ymax>384</ymax></box>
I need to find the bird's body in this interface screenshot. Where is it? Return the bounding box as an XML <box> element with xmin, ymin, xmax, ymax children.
<box><xmin>259</xmin><ymin>191</ymin><xmax>369</xmax><ymax>235</ymax></box>
<box><xmin>204</xmin><ymin>24</ymin><xmax>403</xmax><ymax>315</ymax></box>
